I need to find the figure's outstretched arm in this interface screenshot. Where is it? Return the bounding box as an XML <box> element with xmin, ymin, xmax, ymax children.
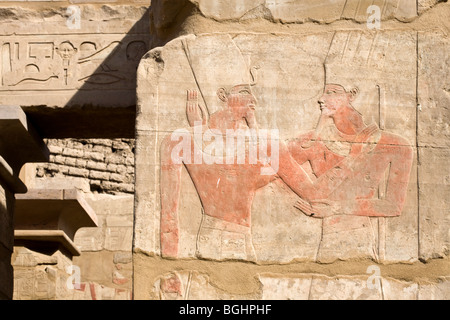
<box><xmin>283</xmin><ymin>124</ymin><xmax>385</xmax><ymax>201</ymax></box>
<box><xmin>276</xmin><ymin>140</ymin><xmax>316</xmax><ymax>199</ymax></box>
<box><xmin>277</xmin><ymin>138</ymin><xmax>358</xmax><ymax>201</ymax></box>
<box><xmin>295</xmin><ymin>143</ymin><xmax>414</xmax><ymax>218</ymax></box>
<box><xmin>160</xmin><ymin>136</ymin><xmax>183</xmax><ymax>258</ymax></box>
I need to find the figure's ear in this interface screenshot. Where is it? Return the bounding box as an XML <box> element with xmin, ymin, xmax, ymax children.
<box><xmin>217</xmin><ymin>87</ymin><xmax>228</xmax><ymax>102</ymax></box>
<box><xmin>348</xmin><ymin>87</ymin><xmax>360</xmax><ymax>101</ymax></box>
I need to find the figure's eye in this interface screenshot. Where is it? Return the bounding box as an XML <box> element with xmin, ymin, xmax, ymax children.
<box><xmin>239</xmin><ymin>89</ymin><xmax>251</xmax><ymax>95</ymax></box>
<box><xmin>326</xmin><ymin>90</ymin><xmax>336</xmax><ymax>94</ymax></box>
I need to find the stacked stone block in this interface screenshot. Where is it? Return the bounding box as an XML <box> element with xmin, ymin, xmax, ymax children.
<box><xmin>37</xmin><ymin>139</ymin><xmax>135</xmax><ymax>195</ymax></box>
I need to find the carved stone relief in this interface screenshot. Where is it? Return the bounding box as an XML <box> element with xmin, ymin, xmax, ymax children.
<box><xmin>0</xmin><ymin>36</ymin><xmax>148</xmax><ymax>92</ymax></box>
<box><xmin>135</xmin><ymin>31</ymin><xmax>419</xmax><ymax>269</ymax></box>
<box><xmin>0</xmin><ymin>34</ymin><xmax>148</xmax><ymax>104</ymax></box>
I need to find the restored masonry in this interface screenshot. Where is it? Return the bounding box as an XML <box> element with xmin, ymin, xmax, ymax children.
<box><xmin>0</xmin><ymin>0</ymin><xmax>449</xmax><ymax>300</ymax></box>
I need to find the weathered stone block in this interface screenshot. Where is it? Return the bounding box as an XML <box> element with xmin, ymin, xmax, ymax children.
<box><xmin>106</xmin><ymin>215</ymin><xmax>133</xmax><ymax>228</ymax></box>
<box><xmin>64</xmin><ymin>157</ymin><xmax>77</xmax><ymax>167</ymax></box>
<box><xmin>89</xmin><ymin>170</ymin><xmax>110</xmax><ymax>181</ymax></box>
<box><xmin>109</xmin><ymin>173</ymin><xmax>125</xmax><ymax>183</ymax></box>
<box><xmin>188</xmin><ymin>0</ymin><xmax>418</xmax><ymax>22</ymax></box>
<box><xmin>68</xmin><ymin>167</ymin><xmax>89</xmax><ymax>178</ymax></box>
<box><xmin>86</xmin><ymin>161</ymin><xmax>108</xmax><ymax>171</ymax></box>
<box><xmin>104</xmin><ymin>227</ymin><xmax>133</xmax><ymax>251</ymax></box>
<box><xmin>84</xmin><ymin>151</ymin><xmax>105</xmax><ymax>162</ymax></box>
<box><xmin>74</xmin><ymin>226</ymin><xmax>104</xmax><ymax>252</ymax></box>
<box><xmin>48</xmin><ymin>145</ymin><xmax>63</xmax><ymax>155</ymax></box>
<box><xmin>418</xmin><ymin>277</ymin><xmax>450</xmax><ymax>299</ymax></box>
<box><xmin>62</xmin><ymin>148</ymin><xmax>84</xmax><ymax>158</ymax></box>
<box><xmin>259</xmin><ymin>275</ymin><xmax>312</xmax><ymax>300</ymax></box>
<box><xmin>418</xmin><ymin>147</ymin><xmax>450</xmax><ymax>260</ymax></box>
<box><xmin>418</xmin><ymin>32</ymin><xmax>450</xmax><ymax>148</ymax></box>
<box><xmin>113</xmin><ymin>252</ymin><xmax>132</xmax><ymax>264</ymax></box>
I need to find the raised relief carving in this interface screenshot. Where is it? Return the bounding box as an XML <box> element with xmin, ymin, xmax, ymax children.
<box><xmin>160</xmin><ymin>81</ymin><xmax>276</xmax><ymax>263</ymax></box>
<box><xmin>290</xmin><ymin>83</ymin><xmax>414</xmax><ymax>219</ymax></box>
<box><xmin>77</xmin><ymin>41</ymin><xmax>124</xmax><ymax>85</ymax></box>
<box><xmin>160</xmin><ymin>80</ymin><xmax>413</xmax><ymax>265</ymax></box>
<box><xmin>2</xmin><ymin>41</ymin><xmax>60</xmax><ymax>87</ymax></box>
<box><xmin>126</xmin><ymin>41</ymin><xmax>147</xmax><ymax>64</ymax></box>
<box><xmin>56</xmin><ymin>41</ymin><xmax>77</xmax><ymax>86</ymax></box>
<box><xmin>0</xmin><ymin>36</ymin><xmax>148</xmax><ymax>91</ymax></box>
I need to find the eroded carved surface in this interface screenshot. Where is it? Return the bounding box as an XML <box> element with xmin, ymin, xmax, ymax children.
<box><xmin>151</xmin><ymin>271</ymin><xmax>450</xmax><ymax>300</ymax></box>
<box><xmin>187</xmin><ymin>0</ymin><xmax>419</xmax><ymax>22</ymax></box>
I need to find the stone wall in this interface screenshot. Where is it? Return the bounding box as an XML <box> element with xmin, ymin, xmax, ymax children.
<box><xmin>0</xmin><ymin>106</ymin><xmax>49</xmax><ymax>300</ymax></box>
<box><xmin>15</xmin><ymin>137</ymin><xmax>135</xmax><ymax>298</ymax></box>
<box><xmin>11</xmin><ymin>193</ymin><xmax>133</xmax><ymax>300</ymax></box>
<box><xmin>2</xmin><ymin>0</ymin><xmax>449</xmax><ymax>301</ymax></box>
<box><xmin>134</xmin><ymin>0</ymin><xmax>450</xmax><ymax>300</ymax></box>
<box><xmin>12</xmin><ymin>138</ymin><xmax>135</xmax><ymax>300</ymax></box>
<box><xmin>72</xmin><ymin>194</ymin><xmax>133</xmax><ymax>300</ymax></box>
<box><xmin>36</xmin><ymin>139</ymin><xmax>135</xmax><ymax>195</ymax></box>
<box><xmin>0</xmin><ymin>0</ymin><xmax>151</xmax><ymax>138</ymax></box>
<box><xmin>0</xmin><ymin>0</ymin><xmax>142</xmax><ymax>300</ymax></box>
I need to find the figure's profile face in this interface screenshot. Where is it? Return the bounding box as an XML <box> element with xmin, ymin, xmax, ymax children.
<box><xmin>227</xmin><ymin>85</ymin><xmax>257</xmax><ymax>119</ymax></box>
<box><xmin>318</xmin><ymin>84</ymin><xmax>351</xmax><ymax>117</ymax></box>
<box><xmin>57</xmin><ymin>42</ymin><xmax>76</xmax><ymax>59</ymax></box>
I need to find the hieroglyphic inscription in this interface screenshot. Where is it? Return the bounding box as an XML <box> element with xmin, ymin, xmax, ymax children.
<box><xmin>0</xmin><ymin>35</ymin><xmax>148</xmax><ymax>91</ymax></box>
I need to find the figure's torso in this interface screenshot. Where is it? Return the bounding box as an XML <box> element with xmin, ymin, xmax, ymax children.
<box><xmin>185</xmin><ymin>132</ymin><xmax>276</xmax><ymax>226</ymax></box>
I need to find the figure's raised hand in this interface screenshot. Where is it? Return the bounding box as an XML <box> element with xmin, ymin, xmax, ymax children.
<box><xmin>186</xmin><ymin>89</ymin><xmax>203</xmax><ymax>127</ymax></box>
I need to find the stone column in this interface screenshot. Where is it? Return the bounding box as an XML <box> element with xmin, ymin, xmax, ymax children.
<box><xmin>0</xmin><ymin>105</ymin><xmax>49</xmax><ymax>300</ymax></box>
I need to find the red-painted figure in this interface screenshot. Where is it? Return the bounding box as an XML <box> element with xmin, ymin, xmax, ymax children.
<box><xmin>160</xmin><ymin>85</ymin><xmax>319</xmax><ymax>261</ymax></box>
<box><xmin>159</xmin><ymin>83</ymin><xmax>413</xmax><ymax>262</ymax></box>
<box><xmin>289</xmin><ymin>84</ymin><xmax>414</xmax><ymax>219</ymax></box>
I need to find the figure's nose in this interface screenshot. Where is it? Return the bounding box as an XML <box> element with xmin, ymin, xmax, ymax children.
<box><xmin>318</xmin><ymin>96</ymin><xmax>325</xmax><ymax>104</ymax></box>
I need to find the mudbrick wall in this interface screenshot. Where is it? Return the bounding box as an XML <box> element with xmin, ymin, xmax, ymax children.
<box><xmin>37</xmin><ymin>139</ymin><xmax>135</xmax><ymax>195</ymax></box>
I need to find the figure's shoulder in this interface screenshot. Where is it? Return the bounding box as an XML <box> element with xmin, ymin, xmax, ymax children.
<box><xmin>380</xmin><ymin>131</ymin><xmax>412</xmax><ymax>147</ymax></box>
<box><xmin>379</xmin><ymin>131</ymin><xmax>414</xmax><ymax>156</ymax></box>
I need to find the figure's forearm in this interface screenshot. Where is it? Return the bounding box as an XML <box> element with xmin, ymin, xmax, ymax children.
<box><xmin>160</xmin><ymin>220</ymin><xmax>179</xmax><ymax>258</ymax></box>
<box><xmin>309</xmin><ymin>157</ymin><xmax>356</xmax><ymax>200</ymax></box>
<box><xmin>336</xmin><ymin>198</ymin><xmax>402</xmax><ymax>217</ymax></box>
<box><xmin>277</xmin><ymin>141</ymin><xmax>315</xmax><ymax>199</ymax></box>
<box><xmin>281</xmin><ymin>140</ymin><xmax>364</xmax><ymax>201</ymax></box>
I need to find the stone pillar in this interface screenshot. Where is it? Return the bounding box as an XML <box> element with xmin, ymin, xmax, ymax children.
<box><xmin>0</xmin><ymin>105</ymin><xmax>49</xmax><ymax>300</ymax></box>
<box><xmin>12</xmin><ymin>188</ymin><xmax>98</xmax><ymax>300</ymax></box>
